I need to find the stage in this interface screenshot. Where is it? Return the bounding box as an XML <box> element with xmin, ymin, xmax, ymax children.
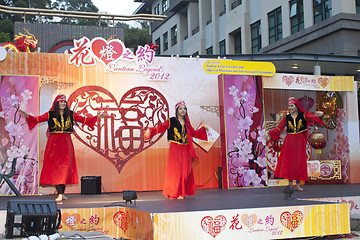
<box><xmin>0</xmin><ymin>184</ymin><xmax>358</xmax><ymax>239</ymax></box>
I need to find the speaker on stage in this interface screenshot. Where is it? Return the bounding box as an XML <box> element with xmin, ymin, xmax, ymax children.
<box><xmin>81</xmin><ymin>176</ymin><xmax>101</xmax><ymax>195</ymax></box>
<box><xmin>5</xmin><ymin>199</ymin><xmax>60</xmax><ymax>238</ymax></box>
<box><xmin>123</xmin><ymin>190</ymin><xmax>137</xmax><ymax>206</ymax></box>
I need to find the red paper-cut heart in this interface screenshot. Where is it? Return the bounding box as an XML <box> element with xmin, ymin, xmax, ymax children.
<box><xmin>280</xmin><ymin>210</ymin><xmax>304</xmax><ymax>232</ymax></box>
<box><xmin>113</xmin><ymin>210</ymin><xmax>130</xmax><ymax>233</ymax></box>
<box><xmin>318</xmin><ymin>77</ymin><xmax>329</xmax><ymax>88</ymax></box>
<box><xmin>282</xmin><ymin>76</ymin><xmax>294</xmax><ymax>86</ymax></box>
<box><xmin>68</xmin><ymin>85</ymin><xmax>169</xmax><ymax>173</ymax></box>
<box><xmin>91</xmin><ymin>38</ymin><xmax>124</xmax><ymax>66</ymax></box>
<box><xmin>201</xmin><ymin>215</ymin><xmax>227</xmax><ymax>238</ymax></box>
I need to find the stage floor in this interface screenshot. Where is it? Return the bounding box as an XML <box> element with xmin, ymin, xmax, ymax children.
<box><xmin>1</xmin><ymin>183</ymin><xmax>360</xmax><ymax>212</ymax></box>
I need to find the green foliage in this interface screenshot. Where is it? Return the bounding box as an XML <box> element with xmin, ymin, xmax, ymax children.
<box><xmin>116</xmin><ymin>21</ymin><xmax>150</xmax><ymax>50</ymax></box>
<box><xmin>0</xmin><ymin>32</ymin><xmax>11</xmax><ymax>44</ymax></box>
<box><xmin>51</xmin><ymin>0</ymin><xmax>100</xmax><ymax>25</ymax></box>
<box><xmin>0</xmin><ymin>19</ymin><xmax>14</xmax><ymax>39</ymax></box>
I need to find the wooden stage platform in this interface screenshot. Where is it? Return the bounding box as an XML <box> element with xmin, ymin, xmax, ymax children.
<box><xmin>1</xmin><ymin>184</ymin><xmax>359</xmax><ymax>239</ymax></box>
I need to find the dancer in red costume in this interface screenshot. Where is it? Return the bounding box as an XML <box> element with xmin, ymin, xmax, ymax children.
<box><xmin>144</xmin><ymin>101</ymin><xmax>208</xmax><ymax>199</ymax></box>
<box><xmin>19</xmin><ymin>94</ymin><xmax>108</xmax><ymax>202</ymax></box>
<box><xmin>265</xmin><ymin>97</ymin><xmax>324</xmax><ymax>191</ymax></box>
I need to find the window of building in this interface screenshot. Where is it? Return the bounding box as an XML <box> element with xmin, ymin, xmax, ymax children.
<box><xmin>154</xmin><ymin>4</ymin><xmax>160</xmax><ymax>15</ymax></box>
<box><xmin>220</xmin><ymin>0</ymin><xmax>226</xmax><ymax>16</ymax></box>
<box><xmin>313</xmin><ymin>0</ymin><xmax>332</xmax><ymax>24</ymax></box>
<box><xmin>192</xmin><ymin>51</ymin><xmax>199</xmax><ymax>57</ymax></box>
<box><xmin>290</xmin><ymin>0</ymin><xmax>304</xmax><ymax>34</ymax></box>
<box><xmin>206</xmin><ymin>46</ymin><xmax>213</xmax><ymax>55</ymax></box>
<box><xmin>162</xmin><ymin>0</ymin><xmax>168</xmax><ymax>14</ymax></box>
<box><xmin>231</xmin><ymin>0</ymin><xmax>242</xmax><ymax>10</ymax></box>
<box><xmin>234</xmin><ymin>30</ymin><xmax>241</xmax><ymax>54</ymax></box>
<box><xmin>171</xmin><ymin>25</ymin><xmax>177</xmax><ymax>46</ymax></box>
<box><xmin>357</xmin><ymin>0</ymin><xmax>360</xmax><ymax>14</ymax></box>
<box><xmin>251</xmin><ymin>20</ymin><xmax>261</xmax><ymax>53</ymax></box>
<box><xmin>155</xmin><ymin>38</ymin><xmax>160</xmax><ymax>55</ymax></box>
<box><xmin>268</xmin><ymin>7</ymin><xmax>282</xmax><ymax>44</ymax></box>
<box><xmin>163</xmin><ymin>32</ymin><xmax>168</xmax><ymax>51</ymax></box>
<box><xmin>219</xmin><ymin>40</ymin><xmax>226</xmax><ymax>54</ymax></box>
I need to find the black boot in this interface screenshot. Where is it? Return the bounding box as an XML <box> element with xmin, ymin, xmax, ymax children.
<box><xmin>283</xmin><ymin>185</ymin><xmax>294</xmax><ymax>200</ymax></box>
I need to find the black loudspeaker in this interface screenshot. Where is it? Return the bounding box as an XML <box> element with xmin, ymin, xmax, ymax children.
<box><xmin>123</xmin><ymin>190</ymin><xmax>137</xmax><ymax>206</ymax></box>
<box><xmin>5</xmin><ymin>199</ymin><xmax>60</xmax><ymax>238</ymax></box>
<box><xmin>81</xmin><ymin>176</ymin><xmax>101</xmax><ymax>195</ymax></box>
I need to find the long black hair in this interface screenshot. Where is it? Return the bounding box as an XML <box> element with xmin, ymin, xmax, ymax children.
<box><xmin>175</xmin><ymin>105</ymin><xmax>188</xmax><ymax>126</ymax></box>
<box><xmin>53</xmin><ymin>101</ymin><xmax>71</xmax><ymax>119</ymax></box>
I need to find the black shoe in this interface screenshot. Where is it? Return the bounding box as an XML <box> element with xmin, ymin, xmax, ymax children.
<box><xmin>283</xmin><ymin>185</ymin><xmax>294</xmax><ymax>200</ymax></box>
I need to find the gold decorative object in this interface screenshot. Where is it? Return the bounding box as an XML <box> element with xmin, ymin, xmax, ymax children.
<box><xmin>317</xmin><ymin>91</ymin><xmax>342</xmax><ymax>130</ymax></box>
<box><xmin>40</xmin><ymin>77</ymin><xmax>74</xmax><ymax>91</ymax></box>
<box><xmin>308</xmin><ymin>126</ymin><xmax>326</xmax><ymax>153</ymax></box>
<box><xmin>265</xmin><ymin>121</ymin><xmax>280</xmax><ymax>130</ymax></box>
<box><xmin>200</xmin><ymin>106</ymin><xmax>220</xmax><ymax>117</ymax></box>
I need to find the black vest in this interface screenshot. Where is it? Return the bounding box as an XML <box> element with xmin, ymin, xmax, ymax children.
<box><xmin>48</xmin><ymin>111</ymin><xmax>74</xmax><ymax>133</ymax></box>
<box><xmin>167</xmin><ymin>117</ymin><xmax>188</xmax><ymax>144</ymax></box>
<box><xmin>286</xmin><ymin>112</ymin><xmax>307</xmax><ymax>134</ymax></box>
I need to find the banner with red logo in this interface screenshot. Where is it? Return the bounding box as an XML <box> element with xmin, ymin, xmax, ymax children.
<box><xmin>153</xmin><ymin>203</ymin><xmax>350</xmax><ymax>239</ymax></box>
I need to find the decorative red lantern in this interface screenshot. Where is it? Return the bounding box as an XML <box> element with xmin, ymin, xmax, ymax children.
<box><xmin>272</xmin><ymin>138</ymin><xmax>284</xmax><ymax>152</ymax></box>
<box><xmin>308</xmin><ymin>126</ymin><xmax>326</xmax><ymax>152</ymax></box>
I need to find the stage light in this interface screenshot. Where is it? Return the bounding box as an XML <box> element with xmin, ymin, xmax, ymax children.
<box><xmin>5</xmin><ymin>199</ymin><xmax>60</xmax><ymax>238</ymax></box>
<box><xmin>291</xmin><ymin>64</ymin><xmax>298</xmax><ymax>69</ymax></box>
<box><xmin>123</xmin><ymin>190</ymin><xmax>137</xmax><ymax>206</ymax></box>
<box><xmin>356</xmin><ymin>67</ymin><xmax>360</xmax><ymax>72</ymax></box>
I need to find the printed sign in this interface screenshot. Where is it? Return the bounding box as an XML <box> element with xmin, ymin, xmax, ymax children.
<box><xmin>68</xmin><ymin>37</ymin><xmax>171</xmax><ymax>81</ymax></box>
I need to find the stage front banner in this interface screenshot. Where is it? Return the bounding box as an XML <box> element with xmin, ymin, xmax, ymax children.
<box><xmin>59</xmin><ymin>207</ymin><xmax>153</xmax><ymax>239</ymax></box>
<box><xmin>153</xmin><ymin>203</ymin><xmax>350</xmax><ymax>239</ymax></box>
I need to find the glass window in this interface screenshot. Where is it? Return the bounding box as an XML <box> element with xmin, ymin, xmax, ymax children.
<box><xmin>231</xmin><ymin>0</ymin><xmax>242</xmax><ymax>10</ymax></box>
<box><xmin>268</xmin><ymin>7</ymin><xmax>282</xmax><ymax>44</ymax></box>
<box><xmin>356</xmin><ymin>0</ymin><xmax>360</xmax><ymax>14</ymax></box>
<box><xmin>290</xmin><ymin>0</ymin><xmax>304</xmax><ymax>34</ymax></box>
<box><xmin>313</xmin><ymin>0</ymin><xmax>332</xmax><ymax>24</ymax></box>
<box><xmin>163</xmin><ymin>32</ymin><xmax>168</xmax><ymax>51</ymax></box>
<box><xmin>206</xmin><ymin>46</ymin><xmax>213</xmax><ymax>55</ymax></box>
<box><xmin>171</xmin><ymin>25</ymin><xmax>177</xmax><ymax>46</ymax></box>
<box><xmin>251</xmin><ymin>20</ymin><xmax>261</xmax><ymax>53</ymax></box>
<box><xmin>155</xmin><ymin>38</ymin><xmax>160</xmax><ymax>55</ymax></box>
<box><xmin>162</xmin><ymin>0</ymin><xmax>168</xmax><ymax>14</ymax></box>
<box><xmin>234</xmin><ymin>30</ymin><xmax>241</xmax><ymax>54</ymax></box>
<box><xmin>219</xmin><ymin>40</ymin><xmax>226</xmax><ymax>54</ymax></box>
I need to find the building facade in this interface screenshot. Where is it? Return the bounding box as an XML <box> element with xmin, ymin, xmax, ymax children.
<box><xmin>134</xmin><ymin>0</ymin><xmax>360</xmax><ymax>57</ymax></box>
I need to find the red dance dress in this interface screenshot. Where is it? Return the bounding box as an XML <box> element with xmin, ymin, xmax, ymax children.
<box><xmin>147</xmin><ymin>117</ymin><xmax>207</xmax><ymax>199</ymax></box>
<box><xmin>268</xmin><ymin>112</ymin><xmax>324</xmax><ymax>181</ymax></box>
<box><xmin>26</xmin><ymin>111</ymin><xmax>97</xmax><ymax>185</ymax></box>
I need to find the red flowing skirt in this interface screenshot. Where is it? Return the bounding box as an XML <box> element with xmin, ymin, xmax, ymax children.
<box><xmin>162</xmin><ymin>142</ymin><xmax>195</xmax><ymax>199</ymax></box>
<box><xmin>274</xmin><ymin>132</ymin><xmax>308</xmax><ymax>181</ymax></box>
<box><xmin>39</xmin><ymin>133</ymin><xmax>78</xmax><ymax>185</ymax></box>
